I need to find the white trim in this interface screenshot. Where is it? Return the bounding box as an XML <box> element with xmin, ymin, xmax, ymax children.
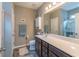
<box><xmin>13</xmin><ymin>44</ymin><xmax>27</xmax><ymax>49</ymax></box>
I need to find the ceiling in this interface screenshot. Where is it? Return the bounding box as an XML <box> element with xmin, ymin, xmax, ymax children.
<box><xmin>14</xmin><ymin>2</ymin><xmax>43</xmax><ymax>10</ymax></box>
<box><xmin>61</xmin><ymin>2</ymin><xmax>79</xmax><ymax>11</ymax></box>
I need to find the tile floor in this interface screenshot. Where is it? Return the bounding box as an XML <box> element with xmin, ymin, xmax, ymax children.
<box><xmin>19</xmin><ymin>46</ymin><xmax>38</xmax><ymax>57</ymax></box>
<box><xmin>19</xmin><ymin>40</ymin><xmax>38</xmax><ymax>57</ymax></box>
<box><xmin>19</xmin><ymin>50</ymin><xmax>38</xmax><ymax>57</ymax></box>
<box><xmin>23</xmin><ymin>50</ymin><xmax>38</xmax><ymax>57</ymax></box>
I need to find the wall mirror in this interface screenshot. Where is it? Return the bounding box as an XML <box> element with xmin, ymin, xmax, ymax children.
<box><xmin>43</xmin><ymin>2</ymin><xmax>79</xmax><ymax>39</ymax></box>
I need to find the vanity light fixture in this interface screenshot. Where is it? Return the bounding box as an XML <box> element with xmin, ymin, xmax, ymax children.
<box><xmin>45</xmin><ymin>7</ymin><xmax>48</xmax><ymax>10</ymax></box>
<box><xmin>52</xmin><ymin>2</ymin><xmax>57</xmax><ymax>5</ymax></box>
<box><xmin>48</xmin><ymin>4</ymin><xmax>52</xmax><ymax>8</ymax></box>
<box><xmin>39</xmin><ymin>17</ymin><xmax>42</xmax><ymax>29</ymax></box>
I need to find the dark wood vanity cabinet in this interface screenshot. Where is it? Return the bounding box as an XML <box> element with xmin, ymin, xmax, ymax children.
<box><xmin>48</xmin><ymin>50</ymin><xmax>57</xmax><ymax>57</ymax></box>
<box><xmin>35</xmin><ymin>37</ymin><xmax>42</xmax><ymax>57</ymax></box>
<box><xmin>41</xmin><ymin>40</ymin><xmax>48</xmax><ymax>57</ymax></box>
<box><xmin>35</xmin><ymin>37</ymin><xmax>72</xmax><ymax>57</ymax></box>
<box><xmin>48</xmin><ymin>44</ymin><xmax>72</xmax><ymax>57</ymax></box>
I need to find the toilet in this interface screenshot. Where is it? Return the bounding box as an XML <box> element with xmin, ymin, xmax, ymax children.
<box><xmin>29</xmin><ymin>40</ymin><xmax>35</xmax><ymax>51</ymax></box>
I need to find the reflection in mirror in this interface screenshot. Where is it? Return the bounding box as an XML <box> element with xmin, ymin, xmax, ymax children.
<box><xmin>63</xmin><ymin>15</ymin><xmax>75</xmax><ymax>38</ymax></box>
<box><xmin>43</xmin><ymin>2</ymin><xmax>79</xmax><ymax>39</ymax></box>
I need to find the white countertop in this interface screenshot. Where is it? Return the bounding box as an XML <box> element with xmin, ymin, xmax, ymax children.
<box><xmin>35</xmin><ymin>34</ymin><xmax>79</xmax><ymax>57</ymax></box>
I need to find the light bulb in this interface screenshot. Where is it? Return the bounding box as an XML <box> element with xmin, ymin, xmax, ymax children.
<box><xmin>49</xmin><ymin>4</ymin><xmax>52</xmax><ymax>8</ymax></box>
<box><xmin>45</xmin><ymin>7</ymin><xmax>48</xmax><ymax>10</ymax></box>
<box><xmin>52</xmin><ymin>2</ymin><xmax>56</xmax><ymax>5</ymax></box>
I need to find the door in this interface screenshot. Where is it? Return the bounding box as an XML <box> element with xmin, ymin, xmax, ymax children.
<box><xmin>0</xmin><ymin>2</ymin><xmax>14</xmax><ymax>57</ymax></box>
<box><xmin>2</xmin><ymin>2</ymin><xmax>13</xmax><ymax>57</ymax></box>
<box><xmin>3</xmin><ymin>13</ymin><xmax>12</xmax><ymax>57</ymax></box>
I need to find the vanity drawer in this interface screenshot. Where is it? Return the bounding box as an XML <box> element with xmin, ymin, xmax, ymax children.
<box><xmin>42</xmin><ymin>40</ymin><xmax>48</xmax><ymax>47</ymax></box>
<box><xmin>42</xmin><ymin>51</ymin><xmax>48</xmax><ymax>57</ymax></box>
<box><xmin>49</xmin><ymin>44</ymin><xmax>71</xmax><ymax>57</ymax></box>
<box><xmin>35</xmin><ymin>37</ymin><xmax>41</xmax><ymax>43</ymax></box>
<box><xmin>42</xmin><ymin>46</ymin><xmax>48</xmax><ymax>53</ymax></box>
<box><xmin>37</xmin><ymin>44</ymin><xmax>41</xmax><ymax>57</ymax></box>
<box><xmin>38</xmin><ymin>49</ymin><xmax>41</xmax><ymax>57</ymax></box>
<box><xmin>42</xmin><ymin>47</ymin><xmax>48</xmax><ymax>57</ymax></box>
<box><xmin>41</xmin><ymin>44</ymin><xmax>48</xmax><ymax>57</ymax></box>
<box><xmin>48</xmin><ymin>51</ymin><xmax>57</xmax><ymax>57</ymax></box>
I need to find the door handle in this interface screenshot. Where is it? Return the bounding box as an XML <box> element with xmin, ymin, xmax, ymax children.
<box><xmin>0</xmin><ymin>48</ymin><xmax>6</xmax><ymax>52</ymax></box>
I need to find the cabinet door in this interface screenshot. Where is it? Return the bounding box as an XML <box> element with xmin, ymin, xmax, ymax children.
<box><xmin>41</xmin><ymin>40</ymin><xmax>48</xmax><ymax>57</ymax></box>
<box><xmin>48</xmin><ymin>51</ymin><xmax>57</xmax><ymax>57</ymax></box>
<box><xmin>35</xmin><ymin>38</ymin><xmax>39</xmax><ymax>53</ymax></box>
<box><xmin>49</xmin><ymin>44</ymin><xmax>71</xmax><ymax>57</ymax></box>
<box><xmin>35</xmin><ymin>37</ymin><xmax>42</xmax><ymax>57</ymax></box>
<box><xmin>42</xmin><ymin>51</ymin><xmax>48</xmax><ymax>57</ymax></box>
<box><xmin>38</xmin><ymin>43</ymin><xmax>41</xmax><ymax>57</ymax></box>
<box><xmin>42</xmin><ymin>46</ymin><xmax>48</xmax><ymax>57</ymax></box>
<box><xmin>42</xmin><ymin>40</ymin><xmax>48</xmax><ymax>48</ymax></box>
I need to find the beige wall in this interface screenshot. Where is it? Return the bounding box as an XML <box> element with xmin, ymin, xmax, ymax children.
<box><xmin>14</xmin><ymin>5</ymin><xmax>35</xmax><ymax>46</ymax></box>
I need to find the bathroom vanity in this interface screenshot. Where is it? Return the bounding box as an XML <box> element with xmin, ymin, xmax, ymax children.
<box><xmin>35</xmin><ymin>34</ymin><xmax>79</xmax><ymax>57</ymax></box>
<box><xmin>34</xmin><ymin>2</ymin><xmax>79</xmax><ymax>57</ymax></box>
